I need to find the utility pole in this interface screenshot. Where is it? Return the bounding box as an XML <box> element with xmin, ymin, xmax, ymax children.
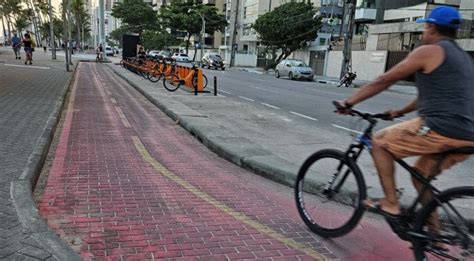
<box><xmin>62</xmin><ymin>0</ymin><xmax>70</xmax><ymax>71</ymax></box>
<box><xmin>99</xmin><ymin>0</ymin><xmax>105</xmax><ymax>46</ymax></box>
<box><xmin>67</xmin><ymin>6</ymin><xmax>73</xmax><ymax>65</ymax></box>
<box><xmin>229</xmin><ymin>0</ymin><xmax>240</xmax><ymax>67</ymax></box>
<box><xmin>200</xmin><ymin>14</ymin><xmax>205</xmax><ymax>63</ymax></box>
<box><xmin>48</xmin><ymin>0</ymin><xmax>56</xmax><ymax>59</ymax></box>
<box><xmin>340</xmin><ymin>0</ymin><xmax>356</xmax><ymax>78</ymax></box>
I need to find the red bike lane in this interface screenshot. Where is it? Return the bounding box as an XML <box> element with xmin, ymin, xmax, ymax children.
<box><xmin>37</xmin><ymin>62</ymin><xmax>413</xmax><ymax>260</ymax></box>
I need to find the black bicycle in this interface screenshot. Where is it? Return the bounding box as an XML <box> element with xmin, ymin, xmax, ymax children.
<box><xmin>295</xmin><ymin>101</ymin><xmax>474</xmax><ymax>260</ymax></box>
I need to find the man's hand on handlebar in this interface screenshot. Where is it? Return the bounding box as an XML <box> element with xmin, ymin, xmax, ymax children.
<box><xmin>333</xmin><ymin>100</ymin><xmax>353</xmax><ymax>115</ymax></box>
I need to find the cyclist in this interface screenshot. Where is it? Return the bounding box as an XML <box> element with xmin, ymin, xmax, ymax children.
<box><xmin>96</xmin><ymin>44</ymin><xmax>104</xmax><ymax>61</ymax></box>
<box><xmin>336</xmin><ymin>6</ymin><xmax>474</xmax><ymax>226</ymax></box>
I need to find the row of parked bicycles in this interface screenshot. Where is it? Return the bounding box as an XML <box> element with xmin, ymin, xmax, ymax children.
<box><xmin>120</xmin><ymin>57</ymin><xmax>208</xmax><ymax>92</ymax></box>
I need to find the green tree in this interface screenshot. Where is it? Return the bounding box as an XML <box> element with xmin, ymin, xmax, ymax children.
<box><xmin>71</xmin><ymin>0</ymin><xmax>89</xmax><ymax>48</ymax></box>
<box><xmin>112</xmin><ymin>0</ymin><xmax>157</xmax><ymax>37</ymax></box>
<box><xmin>14</xmin><ymin>9</ymin><xmax>29</xmax><ymax>32</ymax></box>
<box><xmin>253</xmin><ymin>1</ymin><xmax>321</xmax><ymax>69</ymax></box>
<box><xmin>159</xmin><ymin>0</ymin><xmax>227</xmax><ymax>55</ymax></box>
<box><xmin>109</xmin><ymin>26</ymin><xmax>131</xmax><ymax>46</ymax></box>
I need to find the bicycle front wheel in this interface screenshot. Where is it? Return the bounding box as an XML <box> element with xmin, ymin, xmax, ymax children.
<box><xmin>412</xmin><ymin>187</ymin><xmax>474</xmax><ymax>261</ymax></box>
<box><xmin>163</xmin><ymin>74</ymin><xmax>181</xmax><ymax>92</ymax></box>
<box><xmin>295</xmin><ymin>149</ymin><xmax>367</xmax><ymax>238</ymax></box>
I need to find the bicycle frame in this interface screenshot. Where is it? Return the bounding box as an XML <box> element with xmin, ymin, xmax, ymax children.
<box><xmin>333</xmin><ymin>112</ymin><xmax>472</xmax><ymax>247</ymax></box>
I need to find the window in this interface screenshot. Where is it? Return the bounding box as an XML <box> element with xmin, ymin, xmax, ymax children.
<box><xmin>244</xmin><ymin>7</ymin><xmax>247</xmax><ymax>19</ymax></box>
<box><xmin>413</xmin><ymin>16</ymin><xmax>422</xmax><ymax>22</ymax></box>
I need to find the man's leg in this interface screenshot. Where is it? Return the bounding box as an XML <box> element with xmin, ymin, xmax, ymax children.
<box><xmin>371</xmin><ymin>138</ymin><xmax>400</xmax><ymax>215</ymax></box>
<box><xmin>369</xmin><ymin>117</ymin><xmax>427</xmax><ymax>215</ymax></box>
<box><xmin>412</xmin><ymin>154</ymin><xmax>470</xmax><ymax>233</ymax></box>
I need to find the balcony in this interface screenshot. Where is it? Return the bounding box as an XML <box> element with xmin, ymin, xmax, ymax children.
<box><xmin>355</xmin><ymin>8</ymin><xmax>376</xmax><ymax>22</ymax></box>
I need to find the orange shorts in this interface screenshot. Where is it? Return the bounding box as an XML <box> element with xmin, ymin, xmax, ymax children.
<box><xmin>373</xmin><ymin>117</ymin><xmax>474</xmax><ymax>176</ymax></box>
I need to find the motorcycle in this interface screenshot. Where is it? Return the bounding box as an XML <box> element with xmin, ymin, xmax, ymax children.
<box><xmin>338</xmin><ymin>71</ymin><xmax>357</xmax><ymax>87</ymax></box>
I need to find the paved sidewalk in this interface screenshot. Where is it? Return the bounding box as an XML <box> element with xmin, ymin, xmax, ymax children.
<box><xmin>108</xmin><ymin>63</ymin><xmax>473</xmax><ymax>210</ymax></box>
<box><xmin>0</xmin><ymin>48</ymin><xmax>81</xmax><ymax>260</ymax></box>
<box><xmin>37</xmin><ymin>62</ymin><xmax>413</xmax><ymax>260</ymax></box>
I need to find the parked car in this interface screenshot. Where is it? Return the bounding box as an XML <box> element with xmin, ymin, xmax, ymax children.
<box><xmin>201</xmin><ymin>53</ymin><xmax>225</xmax><ymax>70</ymax></box>
<box><xmin>156</xmin><ymin>50</ymin><xmax>172</xmax><ymax>61</ymax></box>
<box><xmin>172</xmin><ymin>53</ymin><xmax>190</xmax><ymax>62</ymax></box>
<box><xmin>105</xmin><ymin>46</ymin><xmax>114</xmax><ymax>56</ymax></box>
<box><xmin>148</xmin><ymin>50</ymin><xmax>161</xmax><ymax>58</ymax></box>
<box><xmin>275</xmin><ymin>59</ymin><xmax>314</xmax><ymax>81</ymax></box>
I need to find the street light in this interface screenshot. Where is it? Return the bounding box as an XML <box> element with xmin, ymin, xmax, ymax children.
<box><xmin>188</xmin><ymin>9</ymin><xmax>205</xmax><ymax>64</ymax></box>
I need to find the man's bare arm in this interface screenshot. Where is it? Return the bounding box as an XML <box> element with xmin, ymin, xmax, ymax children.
<box><xmin>344</xmin><ymin>45</ymin><xmax>438</xmax><ymax>107</ymax></box>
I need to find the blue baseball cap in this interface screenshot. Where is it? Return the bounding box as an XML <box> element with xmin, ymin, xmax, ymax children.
<box><xmin>416</xmin><ymin>6</ymin><xmax>461</xmax><ymax>29</ymax></box>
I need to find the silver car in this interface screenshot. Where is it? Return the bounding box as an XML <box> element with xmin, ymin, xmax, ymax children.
<box><xmin>275</xmin><ymin>59</ymin><xmax>314</xmax><ymax>81</ymax></box>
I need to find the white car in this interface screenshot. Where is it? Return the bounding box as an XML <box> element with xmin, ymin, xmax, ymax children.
<box><xmin>105</xmin><ymin>46</ymin><xmax>114</xmax><ymax>56</ymax></box>
<box><xmin>172</xmin><ymin>53</ymin><xmax>190</xmax><ymax>62</ymax></box>
<box><xmin>148</xmin><ymin>50</ymin><xmax>160</xmax><ymax>58</ymax></box>
<box><xmin>275</xmin><ymin>59</ymin><xmax>314</xmax><ymax>81</ymax></box>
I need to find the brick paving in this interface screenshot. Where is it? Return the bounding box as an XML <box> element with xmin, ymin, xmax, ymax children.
<box><xmin>0</xmin><ymin>49</ymin><xmax>80</xmax><ymax>260</ymax></box>
<box><xmin>37</xmin><ymin>63</ymin><xmax>341</xmax><ymax>260</ymax></box>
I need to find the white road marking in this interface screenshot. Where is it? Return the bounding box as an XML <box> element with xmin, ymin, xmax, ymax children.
<box><xmin>247</xmin><ymin>84</ymin><xmax>280</xmax><ymax>94</ymax></box>
<box><xmin>220</xmin><ymin>90</ymin><xmax>231</xmax><ymax>94</ymax></box>
<box><xmin>239</xmin><ymin>96</ymin><xmax>255</xmax><ymax>102</ymax></box>
<box><xmin>261</xmin><ymin>103</ymin><xmax>280</xmax><ymax>109</ymax></box>
<box><xmin>290</xmin><ymin>111</ymin><xmax>318</xmax><ymax>121</ymax></box>
<box><xmin>332</xmin><ymin>124</ymin><xmax>363</xmax><ymax>134</ymax></box>
<box><xmin>4</xmin><ymin>63</ymin><xmax>50</xmax><ymax>70</ymax></box>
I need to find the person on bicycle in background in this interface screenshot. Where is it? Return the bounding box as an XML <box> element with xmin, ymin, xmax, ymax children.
<box><xmin>336</xmin><ymin>6</ymin><xmax>474</xmax><ymax>223</ymax></box>
<box><xmin>96</xmin><ymin>44</ymin><xmax>104</xmax><ymax>61</ymax></box>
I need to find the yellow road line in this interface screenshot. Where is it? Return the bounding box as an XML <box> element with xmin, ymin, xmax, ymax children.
<box><xmin>115</xmin><ymin>106</ymin><xmax>132</xmax><ymax>128</ymax></box>
<box><xmin>132</xmin><ymin>136</ymin><xmax>333</xmax><ymax>260</ymax></box>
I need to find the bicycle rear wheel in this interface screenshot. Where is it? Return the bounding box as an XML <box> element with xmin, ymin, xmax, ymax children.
<box><xmin>163</xmin><ymin>74</ymin><xmax>181</xmax><ymax>92</ymax></box>
<box><xmin>192</xmin><ymin>74</ymin><xmax>208</xmax><ymax>90</ymax></box>
<box><xmin>147</xmin><ymin>72</ymin><xmax>161</xmax><ymax>83</ymax></box>
<box><xmin>295</xmin><ymin>149</ymin><xmax>367</xmax><ymax>238</ymax></box>
<box><xmin>412</xmin><ymin>187</ymin><xmax>474</xmax><ymax>261</ymax></box>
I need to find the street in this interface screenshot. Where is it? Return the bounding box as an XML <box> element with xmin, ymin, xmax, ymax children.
<box><xmin>1</xmin><ymin>49</ymin><xmax>471</xmax><ymax>260</ymax></box>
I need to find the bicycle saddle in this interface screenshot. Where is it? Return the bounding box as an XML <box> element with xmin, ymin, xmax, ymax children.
<box><xmin>445</xmin><ymin>147</ymin><xmax>474</xmax><ymax>155</ymax></box>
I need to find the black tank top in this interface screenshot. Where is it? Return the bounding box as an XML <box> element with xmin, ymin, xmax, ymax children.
<box><xmin>416</xmin><ymin>39</ymin><xmax>474</xmax><ymax>141</ymax></box>
<box><xmin>24</xmin><ymin>39</ymin><xmax>32</xmax><ymax>48</ymax></box>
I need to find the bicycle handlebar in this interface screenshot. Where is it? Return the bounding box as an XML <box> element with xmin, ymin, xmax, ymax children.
<box><xmin>332</xmin><ymin>101</ymin><xmax>400</xmax><ymax>122</ymax></box>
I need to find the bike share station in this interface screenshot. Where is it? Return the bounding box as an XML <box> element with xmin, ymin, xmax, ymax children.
<box><xmin>121</xmin><ymin>34</ymin><xmax>218</xmax><ymax>96</ymax></box>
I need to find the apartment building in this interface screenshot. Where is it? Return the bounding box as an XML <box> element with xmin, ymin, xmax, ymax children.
<box><xmin>324</xmin><ymin>0</ymin><xmax>473</xmax><ymax>81</ymax></box>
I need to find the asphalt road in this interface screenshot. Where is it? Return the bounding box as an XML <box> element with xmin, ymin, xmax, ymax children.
<box><xmin>202</xmin><ymin>68</ymin><xmax>417</xmax><ymax>134</ymax></box>
<box><xmin>200</xmin><ymin>66</ymin><xmax>474</xmax><ymax>192</ymax></box>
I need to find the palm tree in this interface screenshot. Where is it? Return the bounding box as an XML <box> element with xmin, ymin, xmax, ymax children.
<box><xmin>15</xmin><ymin>9</ymin><xmax>29</xmax><ymax>32</ymax></box>
<box><xmin>71</xmin><ymin>0</ymin><xmax>87</xmax><ymax>49</ymax></box>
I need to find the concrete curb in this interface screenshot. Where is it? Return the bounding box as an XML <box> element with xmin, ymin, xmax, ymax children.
<box><xmin>110</xmin><ymin>66</ymin><xmax>299</xmax><ymax>189</ymax></box>
<box><xmin>110</xmin><ymin>64</ymin><xmax>426</xmax><ymax>215</ymax></box>
<box><xmin>11</xmin><ymin>64</ymin><xmax>82</xmax><ymax>260</ymax></box>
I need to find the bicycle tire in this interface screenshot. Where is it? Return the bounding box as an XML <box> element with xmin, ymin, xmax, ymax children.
<box><xmin>148</xmin><ymin>72</ymin><xmax>161</xmax><ymax>83</ymax></box>
<box><xmin>412</xmin><ymin>186</ymin><xmax>474</xmax><ymax>261</ymax></box>
<box><xmin>163</xmin><ymin>74</ymin><xmax>181</xmax><ymax>92</ymax></box>
<box><xmin>295</xmin><ymin>149</ymin><xmax>367</xmax><ymax>238</ymax></box>
<box><xmin>192</xmin><ymin>74</ymin><xmax>208</xmax><ymax>90</ymax></box>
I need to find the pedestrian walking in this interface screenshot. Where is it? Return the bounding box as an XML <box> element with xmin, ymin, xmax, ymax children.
<box><xmin>22</xmin><ymin>33</ymin><xmax>34</xmax><ymax>65</ymax></box>
<box><xmin>11</xmin><ymin>33</ymin><xmax>21</xmax><ymax>59</ymax></box>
